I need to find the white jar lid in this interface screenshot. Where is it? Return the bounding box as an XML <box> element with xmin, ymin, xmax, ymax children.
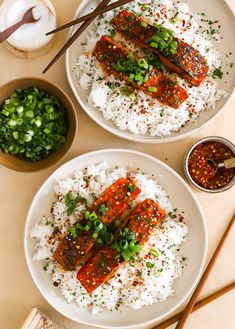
<box><xmin>0</xmin><ymin>0</ymin><xmax>57</xmax><ymax>52</ymax></box>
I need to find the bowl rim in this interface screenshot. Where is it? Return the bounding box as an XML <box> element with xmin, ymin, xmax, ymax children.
<box><xmin>0</xmin><ymin>76</ymin><xmax>78</xmax><ymax>173</ymax></box>
<box><xmin>65</xmin><ymin>0</ymin><xmax>235</xmax><ymax>144</ymax></box>
<box><xmin>24</xmin><ymin>148</ymin><xmax>208</xmax><ymax>328</ymax></box>
<box><xmin>183</xmin><ymin>136</ymin><xmax>235</xmax><ymax>193</ymax></box>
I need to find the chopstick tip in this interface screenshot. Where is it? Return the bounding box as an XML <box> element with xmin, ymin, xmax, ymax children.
<box><xmin>42</xmin><ymin>67</ymin><xmax>48</xmax><ymax>74</ymax></box>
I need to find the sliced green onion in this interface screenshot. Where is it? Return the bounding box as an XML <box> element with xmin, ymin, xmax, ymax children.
<box><xmin>119</xmin><ymin>239</ymin><xmax>129</xmax><ymax>250</ymax></box>
<box><xmin>76</xmin><ymin>223</ymin><xmax>85</xmax><ymax>231</ymax></box>
<box><xmin>84</xmin><ymin>222</ymin><xmax>92</xmax><ymax>231</ymax></box>
<box><xmin>17</xmin><ymin>106</ymin><xmax>24</xmax><ymax>114</ymax></box>
<box><xmin>121</xmin><ymin>227</ymin><xmax>129</xmax><ymax>238</ymax></box>
<box><xmin>157</xmin><ymin>30</ymin><xmax>169</xmax><ymax>41</ymax></box>
<box><xmin>146</xmin><ymin>262</ymin><xmax>155</xmax><ymax>268</ymax></box>
<box><xmin>143</xmin><ymin>74</ymin><xmax>149</xmax><ymax>82</ymax></box>
<box><xmin>129</xmin><ymin>93</ymin><xmax>136</xmax><ymax>100</ymax></box>
<box><xmin>127</xmin><ymin>51</ymin><xmax>134</xmax><ymax>61</ymax></box>
<box><xmin>129</xmin><ymin>240</ymin><xmax>135</xmax><ymax>250</ymax></box>
<box><xmin>135</xmin><ymin>73</ymin><xmax>143</xmax><ymax>82</ymax></box>
<box><xmin>128</xmin><ymin>73</ymin><xmax>135</xmax><ymax>82</ymax></box>
<box><xmin>70</xmin><ymin>226</ymin><xmax>77</xmax><ymax>238</ymax></box>
<box><xmin>92</xmin><ymin>231</ymin><xmax>99</xmax><ymax>239</ymax></box>
<box><xmin>2</xmin><ymin>109</ymin><xmax>9</xmax><ymax>116</ymax></box>
<box><xmin>43</xmin><ymin>128</ymin><xmax>51</xmax><ymax>135</ymax></box>
<box><xmin>94</xmin><ymin>220</ymin><xmax>103</xmax><ymax>231</ymax></box>
<box><xmin>138</xmin><ymin>58</ymin><xmax>148</xmax><ymax>69</ymax></box>
<box><xmin>148</xmin><ymin>87</ymin><xmax>158</xmax><ymax>92</ymax></box>
<box><xmin>24</xmin><ymin>134</ymin><xmax>32</xmax><ymax>142</ymax></box>
<box><xmin>105</xmin><ymin>232</ymin><xmax>114</xmax><ymax>244</ymax></box>
<box><xmin>150</xmin><ymin>41</ymin><xmax>159</xmax><ymax>49</ymax></box>
<box><xmin>96</xmin><ymin>238</ymin><xmax>104</xmax><ymax>246</ymax></box>
<box><xmin>17</xmin><ymin>118</ymin><xmax>23</xmax><ymax>125</ymax></box>
<box><xmin>25</xmin><ymin>110</ymin><xmax>34</xmax><ymax>119</ymax></box>
<box><xmin>114</xmin><ymin>220</ymin><xmax>121</xmax><ymax>227</ymax></box>
<box><xmin>27</xmin><ymin>130</ymin><xmax>34</xmax><ymax>136</ymax></box>
<box><xmin>111</xmin><ymin>241</ymin><xmax>121</xmax><ymax>252</ymax></box>
<box><xmin>133</xmin><ymin>243</ymin><xmax>142</xmax><ymax>254</ymax></box>
<box><xmin>8</xmin><ymin>119</ymin><xmax>17</xmax><ymax>127</ymax></box>
<box><xmin>122</xmin><ymin>249</ymin><xmax>133</xmax><ymax>261</ymax></box>
<box><xmin>13</xmin><ymin>131</ymin><xmax>19</xmax><ymax>140</ymax></box>
<box><xmin>127</xmin><ymin>231</ymin><xmax>135</xmax><ymax>241</ymax></box>
<box><xmin>150</xmin><ymin>249</ymin><xmax>159</xmax><ymax>258</ymax></box>
<box><xmin>140</xmin><ymin>21</ymin><xmax>147</xmax><ymax>28</ymax></box>
<box><xmin>89</xmin><ymin>212</ymin><xmax>97</xmax><ymax>220</ymax></box>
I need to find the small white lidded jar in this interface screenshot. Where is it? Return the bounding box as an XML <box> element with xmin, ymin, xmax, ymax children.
<box><xmin>0</xmin><ymin>0</ymin><xmax>57</xmax><ymax>58</ymax></box>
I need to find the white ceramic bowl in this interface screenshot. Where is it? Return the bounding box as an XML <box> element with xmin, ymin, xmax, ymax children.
<box><xmin>66</xmin><ymin>0</ymin><xmax>235</xmax><ymax>143</ymax></box>
<box><xmin>24</xmin><ymin>149</ymin><xmax>207</xmax><ymax>328</ymax></box>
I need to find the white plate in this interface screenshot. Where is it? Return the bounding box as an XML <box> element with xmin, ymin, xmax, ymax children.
<box><xmin>24</xmin><ymin>149</ymin><xmax>207</xmax><ymax>328</ymax></box>
<box><xmin>66</xmin><ymin>0</ymin><xmax>235</xmax><ymax>144</ymax></box>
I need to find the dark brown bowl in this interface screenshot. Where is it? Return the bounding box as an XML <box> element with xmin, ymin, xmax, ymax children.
<box><xmin>0</xmin><ymin>77</ymin><xmax>78</xmax><ymax>172</ymax></box>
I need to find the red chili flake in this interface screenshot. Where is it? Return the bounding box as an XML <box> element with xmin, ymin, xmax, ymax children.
<box><xmin>182</xmin><ymin>19</ymin><xmax>186</xmax><ymax>27</ymax></box>
<box><xmin>188</xmin><ymin>141</ymin><xmax>234</xmax><ymax>190</ymax></box>
<box><xmin>179</xmin><ymin>215</ymin><xmax>184</xmax><ymax>222</ymax></box>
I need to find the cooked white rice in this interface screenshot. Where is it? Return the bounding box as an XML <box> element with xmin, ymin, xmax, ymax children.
<box><xmin>31</xmin><ymin>161</ymin><xmax>188</xmax><ymax>313</ymax></box>
<box><xmin>75</xmin><ymin>0</ymin><xmax>226</xmax><ymax>137</ymax></box>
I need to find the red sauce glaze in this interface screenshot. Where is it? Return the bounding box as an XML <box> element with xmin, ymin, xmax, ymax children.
<box><xmin>77</xmin><ymin>246</ymin><xmax>122</xmax><ymax>293</ymax></box>
<box><xmin>111</xmin><ymin>10</ymin><xmax>209</xmax><ymax>86</ymax></box>
<box><xmin>126</xmin><ymin>198</ymin><xmax>165</xmax><ymax>244</ymax></box>
<box><xmin>93</xmin><ymin>35</ymin><xmax>188</xmax><ymax>109</ymax></box>
<box><xmin>77</xmin><ymin>198</ymin><xmax>165</xmax><ymax>293</ymax></box>
<box><xmin>91</xmin><ymin>177</ymin><xmax>141</xmax><ymax>224</ymax></box>
<box><xmin>54</xmin><ymin>178</ymin><xmax>141</xmax><ymax>271</ymax></box>
<box><xmin>188</xmin><ymin>141</ymin><xmax>234</xmax><ymax>190</ymax></box>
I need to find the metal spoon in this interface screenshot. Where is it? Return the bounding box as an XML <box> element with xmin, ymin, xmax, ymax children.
<box><xmin>207</xmin><ymin>157</ymin><xmax>235</xmax><ymax>175</ymax></box>
<box><xmin>0</xmin><ymin>7</ymin><xmax>40</xmax><ymax>43</ymax></box>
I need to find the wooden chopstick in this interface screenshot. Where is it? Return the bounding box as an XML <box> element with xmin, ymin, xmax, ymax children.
<box><xmin>43</xmin><ymin>0</ymin><xmax>111</xmax><ymax>74</ymax></box>
<box><xmin>46</xmin><ymin>0</ymin><xmax>134</xmax><ymax>36</ymax></box>
<box><xmin>175</xmin><ymin>213</ymin><xmax>235</xmax><ymax>329</ymax></box>
<box><xmin>152</xmin><ymin>281</ymin><xmax>235</xmax><ymax>329</ymax></box>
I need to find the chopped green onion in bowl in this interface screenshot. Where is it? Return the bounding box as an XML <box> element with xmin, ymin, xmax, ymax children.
<box><xmin>0</xmin><ymin>87</ymin><xmax>68</xmax><ymax>162</ymax></box>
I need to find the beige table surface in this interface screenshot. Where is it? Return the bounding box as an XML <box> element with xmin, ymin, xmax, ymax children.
<box><xmin>0</xmin><ymin>0</ymin><xmax>235</xmax><ymax>328</ymax></box>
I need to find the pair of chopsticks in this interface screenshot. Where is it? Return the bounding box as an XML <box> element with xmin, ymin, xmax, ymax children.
<box><xmin>152</xmin><ymin>213</ymin><xmax>235</xmax><ymax>329</ymax></box>
<box><xmin>43</xmin><ymin>0</ymin><xmax>134</xmax><ymax>74</ymax></box>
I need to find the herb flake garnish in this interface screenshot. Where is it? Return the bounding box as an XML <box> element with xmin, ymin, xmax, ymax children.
<box><xmin>99</xmin><ymin>204</ymin><xmax>109</xmax><ymax>216</ymax></box>
<box><xmin>65</xmin><ymin>191</ymin><xmax>87</xmax><ymax>216</ymax></box>
<box><xmin>212</xmin><ymin>67</ymin><xmax>223</xmax><ymax>79</ymax></box>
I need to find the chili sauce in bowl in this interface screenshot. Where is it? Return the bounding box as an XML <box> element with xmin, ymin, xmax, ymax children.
<box><xmin>184</xmin><ymin>137</ymin><xmax>235</xmax><ymax>193</ymax></box>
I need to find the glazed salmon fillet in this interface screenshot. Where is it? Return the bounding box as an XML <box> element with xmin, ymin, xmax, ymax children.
<box><xmin>54</xmin><ymin>178</ymin><xmax>141</xmax><ymax>271</ymax></box>
<box><xmin>93</xmin><ymin>35</ymin><xmax>188</xmax><ymax>109</ymax></box>
<box><xmin>77</xmin><ymin>198</ymin><xmax>165</xmax><ymax>293</ymax></box>
<box><xmin>111</xmin><ymin>11</ymin><xmax>209</xmax><ymax>86</ymax></box>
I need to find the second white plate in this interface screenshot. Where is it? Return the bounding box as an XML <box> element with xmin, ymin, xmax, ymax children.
<box><xmin>24</xmin><ymin>149</ymin><xmax>207</xmax><ymax>328</ymax></box>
